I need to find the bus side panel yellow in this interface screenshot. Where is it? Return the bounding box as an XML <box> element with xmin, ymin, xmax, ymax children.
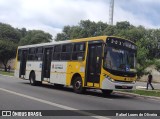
<box><xmin>66</xmin><ymin>61</ymin><xmax>86</xmax><ymax>86</ymax></box>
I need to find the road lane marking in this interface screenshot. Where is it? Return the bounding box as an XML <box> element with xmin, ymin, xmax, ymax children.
<box><xmin>0</xmin><ymin>88</ymin><xmax>110</xmax><ymax>119</ymax></box>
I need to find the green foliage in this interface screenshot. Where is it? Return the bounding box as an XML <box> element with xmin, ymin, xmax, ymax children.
<box><xmin>155</xmin><ymin>60</ymin><xmax>160</xmax><ymax>72</ymax></box>
<box><xmin>136</xmin><ymin>38</ymin><xmax>149</xmax><ymax>65</ymax></box>
<box><xmin>55</xmin><ymin>20</ymin><xmax>108</xmax><ymax>41</ymax></box>
<box><xmin>136</xmin><ymin>65</ymin><xmax>148</xmax><ymax>79</ymax></box>
<box><xmin>0</xmin><ymin>22</ymin><xmax>52</xmax><ymax>71</ymax></box>
<box><xmin>136</xmin><ymin>60</ymin><xmax>155</xmax><ymax>79</ymax></box>
<box><xmin>19</xmin><ymin>30</ymin><xmax>52</xmax><ymax>45</ymax></box>
<box><xmin>116</xmin><ymin>21</ymin><xmax>131</xmax><ymax>29</ymax></box>
<box><xmin>0</xmin><ymin>23</ymin><xmax>21</xmax><ymax>43</ymax></box>
<box><xmin>0</xmin><ymin>40</ymin><xmax>17</xmax><ymax>71</ymax></box>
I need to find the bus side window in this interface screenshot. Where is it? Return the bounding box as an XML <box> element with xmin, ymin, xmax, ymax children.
<box><xmin>35</xmin><ymin>47</ymin><xmax>43</xmax><ymax>61</ymax></box>
<box><xmin>18</xmin><ymin>49</ymin><xmax>21</xmax><ymax>61</ymax></box>
<box><xmin>61</xmin><ymin>44</ymin><xmax>73</xmax><ymax>60</ymax></box>
<box><xmin>52</xmin><ymin>45</ymin><xmax>61</xmax><ymax>60</ymax></box>
<box><xmin>72</xmin><ymin>43</ymin><xmax>85</xmax><ymax>60</ymax></box>
<box><xmin>28</xmin><ymin>48</ymin><xmax>35</xmax><ymax>61</ymax></box>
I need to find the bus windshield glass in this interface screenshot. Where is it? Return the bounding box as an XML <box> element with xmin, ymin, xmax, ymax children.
<box><xmin>104</xmin><ymin>47</ymin><xmax>136</xmax><ymax>72</ymax></box>
<box><xmin>104</xmin><ymin>37</ymin><xmax>137</xmax><ymax>72</ymax></box>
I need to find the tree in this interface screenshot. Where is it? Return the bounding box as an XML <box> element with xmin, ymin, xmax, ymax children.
<box><xmin>116</xmin><ymin>21</ymin><xmax>131</xmax><ymax>29</ymax></box>
<box><xmin>55</xmin><ymin>20</ymin><xmax>108</xmax><ymax>41</ymax></box>
<box><xmin>0</xmin><ymin>23</ymin><xmax>21</xmax><ymax>43</ymax></box>
<box><xmin>0</xmin><ymin>22</ymin><xmax>53</xmax><ymax>71</ymax></box>
<box><xmin>103</xmin><ymin>25</ymin><xmax>116</xmax><ymax>36</ymax></box>
<box><xmin>17</xmin><ymin>28</ymin><xmax>27</xmax><ymax>38</ymax></box>
<box><xmin>0</xmin><ymin>40</ymin><xmax>17</xmax><ymax>71</ymax></box>
<box><xmin>19</xmin><ymin>30</ymin><xmax>52</xmax><ymax>45</ymax></box>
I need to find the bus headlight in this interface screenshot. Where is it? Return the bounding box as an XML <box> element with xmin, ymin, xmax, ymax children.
<box><xmin>106</xmin><ymin>76</ymin><xmax>115</xmax><ymax>82</ymax></box>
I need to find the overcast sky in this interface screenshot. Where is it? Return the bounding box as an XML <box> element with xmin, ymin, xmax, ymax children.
<box><xmin>0</xmin><ymin>0</ymin><xmax>160</xmax><ymax>39</ymax></box>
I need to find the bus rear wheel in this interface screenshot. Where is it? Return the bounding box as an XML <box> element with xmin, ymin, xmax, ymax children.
<box><xmin>73</xmin><ymin>77</ymin><xmax>85</xmax><ymax>94</ymax></box>
<box><xmin>29</xmin><ymin>72</ymin><xmax>42</xmax><ymax>86</ymax></box>
<box><xmin>102</xmin><ymin>89</ymin><xmax>113</xmax><ymax>96</ymax></box>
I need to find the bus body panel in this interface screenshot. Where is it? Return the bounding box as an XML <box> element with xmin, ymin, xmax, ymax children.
<box><xmin>25</xmin><ymin>61</ymin><xmax>42</xmax><ymax>81</ymax></box>
<box><xmin>66</xmin><ymin>61</ymin><xmax>86</xmax><ymax>86</ymax></box>
<box><xmin>50</xmin><ymin>62</ymin><xmax>67</xmax><ymax>85</ymax></box>
<box><xmin>100</xmin><ymin>68</ymin><xmax>136</xmax><ymax>90</ymax></box>
<box><xmin>14</xmin><ymin>36</ymin><xmax>137</xmax><ymax>92</ymax></box>
<box><xmin>14</xmin><ymin>62</ymin><xmax>20</xmax><ymax>78</ymax></box>
<box><xmin>101</xmin><ymin>78</ymin><xmax>136</xmax><ymax>90</ymax></box>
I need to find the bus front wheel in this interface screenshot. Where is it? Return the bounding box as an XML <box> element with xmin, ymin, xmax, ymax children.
<box><xmin>73</xmin><ymin>77</ymin><xmax>85</xmax><ymax>94</ymax></box>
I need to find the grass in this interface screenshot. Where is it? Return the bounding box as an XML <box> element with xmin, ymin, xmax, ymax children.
<box><xmin>123</xmin><ymin>89</ymin><xmax>160</xmax><ymax>97</ymax></box>
<box><xmin>0</xmin><ymin>71</ymin><xmax>14</xmax><ymax>76</ymax></box>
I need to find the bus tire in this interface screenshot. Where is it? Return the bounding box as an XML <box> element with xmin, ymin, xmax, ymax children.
<box><xmin>29</xmin><ymin>72</ymin><xmax>37</xmax><ymax>86</ymax></box>
<box><xmin>102</xmin><ymin>89</ymin><xmax>113</xmax><ymax>96</ymax></box>
<box><xmin>73</xmin><ymin>77</ymin><xmax>85</xmax><ymax>94</ymax></box>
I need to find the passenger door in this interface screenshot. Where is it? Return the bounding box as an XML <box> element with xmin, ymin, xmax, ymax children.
<box><xmin>19</xmin><ymin>50</ymin><xmax>28</xmax><ymax>78</ymax></box>
<box><xmin>42</xmin><ymin>47</ymin><xmax>52</xmax><ymax>79</ymax></box>
<box><xmin>86</xmin><ymin>42</ymin><xmax>103</xmax><ymax>87</ymax></box>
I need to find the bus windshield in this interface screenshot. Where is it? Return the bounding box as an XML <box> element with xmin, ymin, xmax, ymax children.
<box><xmin>104</xmin><ymin>47</ymin><xmax>136</xmax><ymax>72</ymax></box>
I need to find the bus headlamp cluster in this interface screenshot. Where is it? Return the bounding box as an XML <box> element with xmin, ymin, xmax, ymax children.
<box><xmin>106</xmin><ymin>76</ymin><xmax>115</xmax><ymax>82</ymax></box>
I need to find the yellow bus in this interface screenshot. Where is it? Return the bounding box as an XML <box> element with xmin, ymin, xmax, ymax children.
<box><xmin>14</xmin><ymin>36</ymin><xmax>137</xmax><ymax>95</ymax></box>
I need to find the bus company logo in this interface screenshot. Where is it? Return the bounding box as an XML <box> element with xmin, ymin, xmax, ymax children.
<box><xmin>52</xmin><ymin>64</ymin><xmax>63</xmax><ymax>69</ymax></box>
<box><xmin>54</xmin><ymin>64</ymin><xmax>63</xmax><ymax>69</ymax></box>
<box><xmin>2</xmin><ymin>111</ymin><xmax>11</xmax><ymax>116</ymax></box>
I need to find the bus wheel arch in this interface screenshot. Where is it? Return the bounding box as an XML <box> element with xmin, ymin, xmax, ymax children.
<box><xmin>71</xmin><ymin>73</ymin><xmax>85</xmax><ymax>94</ymax></box>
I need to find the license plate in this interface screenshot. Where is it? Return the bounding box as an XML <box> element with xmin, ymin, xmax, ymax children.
<box><xmin>122</xmin><ymin>86</ymin><xmax>128</xmax><ymax>88</ymax></box>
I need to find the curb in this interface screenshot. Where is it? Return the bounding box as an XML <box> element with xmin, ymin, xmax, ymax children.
<box><xmin>0</xmin><ymin>74</ymin><xmax>14</xmax><ymax>77</ymax></box>
<box><xmin>114</xmin><ymin>91</ymin><xmax>160</xmax><ymax>100</ymax></box>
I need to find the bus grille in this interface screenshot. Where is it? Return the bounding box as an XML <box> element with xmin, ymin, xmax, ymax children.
<box><xmin>115</xmin><ymin>85</ymin><xmax>133</xmax><ymax>89</ymax></box>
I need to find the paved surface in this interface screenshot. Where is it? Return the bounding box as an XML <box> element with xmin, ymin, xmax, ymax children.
<box><xmin>0</xmin><ymin>75</ymin><xmax>160</xmax><ymax>119</ymax></box>
<box><xmin>136</xmin><ymin>81</ymin><xmax>160</xmax><ymax>90</ymax></box>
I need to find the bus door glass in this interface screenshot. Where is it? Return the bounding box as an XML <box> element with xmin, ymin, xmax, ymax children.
<box><xmin>86</xmin><ymin>43</ymin><xmax>102</xmax><ymax>86</ymax></box>
<box><xmin>19</xmin><ymin>49</ymin><xmax>28</xmax><ymax>77</ymax></box>
<box><xmin>43</xmin><ymin>47</ymin><xmax>52</xmax><ymax>78</ymax></box>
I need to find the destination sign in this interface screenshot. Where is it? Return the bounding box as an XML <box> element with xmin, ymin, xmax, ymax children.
<box><xmin>106</xmin><ymin>37</ymin><xmax>137</xmax><ymax>50</ymax></box>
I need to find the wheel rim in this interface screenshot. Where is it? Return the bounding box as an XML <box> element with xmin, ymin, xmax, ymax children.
<box><xmin>75</xmin><ymin>81</ymin><xmax>81</xmax><ymax>90</ymax></box>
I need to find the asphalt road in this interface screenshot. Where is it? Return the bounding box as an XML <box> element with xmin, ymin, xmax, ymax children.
<box><xmin>0</xmin><ymin>75</ymin><xmax>160</xmax><ymax>119</ymax></box>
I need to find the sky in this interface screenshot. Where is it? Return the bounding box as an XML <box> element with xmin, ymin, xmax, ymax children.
<box><xmin>0</xmin><ymin>0</ymin><xmax>160</xmax><ymax>39</ymax></box>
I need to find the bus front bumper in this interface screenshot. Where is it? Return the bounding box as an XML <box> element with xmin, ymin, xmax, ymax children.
<box><xmin>101</xmin><ymin>78</ymin><xmax>136</xmax><ymax>90</ymax></box>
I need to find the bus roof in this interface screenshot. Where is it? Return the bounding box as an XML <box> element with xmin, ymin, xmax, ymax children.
<box><xmin>18</xmin><ymin>36</ymin><xmax>107</xmax><ymax>49</ymax></box>
<box><xmin>18</xmin><ymin>36</ymin><xmax>135</xmax><ymax>49</ymax></box>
